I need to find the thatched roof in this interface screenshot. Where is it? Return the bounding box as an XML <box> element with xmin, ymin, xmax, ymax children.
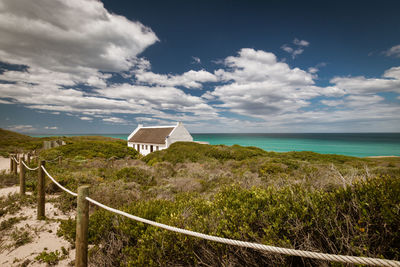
<box><xmin>128</xmin><ymin>127</ymin><xmax>174</xmax><ymax>144</ymax></box>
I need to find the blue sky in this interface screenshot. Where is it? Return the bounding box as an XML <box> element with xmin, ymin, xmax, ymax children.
<box><xmin>0</xmin><ymin>0</ymin><xmax>399</xmax><ymax>134</ymax></box>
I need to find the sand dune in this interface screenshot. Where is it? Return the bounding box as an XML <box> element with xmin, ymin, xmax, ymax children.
<box><xmin>0</xmin><ymin>158</ymin><xmax>75</xmax><ymax>266</ymax></box>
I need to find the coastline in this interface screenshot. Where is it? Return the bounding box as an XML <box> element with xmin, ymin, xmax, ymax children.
<box><xmin>24</xmin><ymin>132</ymin><xmax>400</xmax><ymax>158</ymax></box>
<box><xmin>365</xmin><ymin>155</ymin><xmax>400</xmax><ymax>158</ymax></box>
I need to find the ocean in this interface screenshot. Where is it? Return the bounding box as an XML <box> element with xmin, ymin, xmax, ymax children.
<box><xmin>30</xmin><ymin>133</ymin><xmax>400</xmax><ymax>157</ymax></box>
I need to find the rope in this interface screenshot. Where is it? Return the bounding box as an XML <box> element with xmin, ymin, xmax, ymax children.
<box><xmin>41</xmin><ymin>166</ymin><xmax>77</xmax><ymax>197</ymax></box>
<box><xmin>45</xmin><ymin>156</ymin><xmax>61</xmax><ymax>163</ymax></box>
<box><xmin>38</xmin><ymin>166</ymin><xmax>400</xmax><ymax>266</ymax></box>
<box><xmin>11</xmin><ymin>156</ymin><xmax>19</xmax><ymax>164</ymax></box>
<box><xmin>21</xmin><ymin>160</ymin><xmax>39</xmax><ymax>171</ymax></box>
<box><xmin>85</xmin><ymin>197</ymin><xmax>400</xmax><ymax>267</ymax></box>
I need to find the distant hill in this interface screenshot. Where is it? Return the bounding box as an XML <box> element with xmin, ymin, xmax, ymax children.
<box><xmin>0</xmin><ymin>129</ymin><xmax>136</xmax><ymax>158</ymax></box>
<box><xmin>0</xmin><ymin>128</ymin><xmax>42</xmax><ymax>157</ymax></box>
<box><xmin>0</xmin><ymin>128</ymin><xmax>34</xmax><ymax>140</ymax></box>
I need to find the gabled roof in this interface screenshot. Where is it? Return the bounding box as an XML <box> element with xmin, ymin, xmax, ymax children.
<box><xmin>128</xmin><ymin>127</ymin><xmax>174</xmax><ymax>144</ymax></box>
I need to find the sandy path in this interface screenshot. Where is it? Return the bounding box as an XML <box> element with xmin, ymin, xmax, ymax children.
<box><xmin>0</xmin><ymin>186</ymin><xmax>20</xmax><ymax>197</ymax></box>
<box><xmin>1</xmin><ymin>188</ymin><xmax>75</xmax><ymax>266</ymax></box>
<box><xmin>0</xmin><ymin>200</ymin><xmax>75</xmax><ymax>266</ymax></box>
<box><xmin>0</xmin><ymin>156</ymin><xmax>10</xmax><ymax>173</ymax></box>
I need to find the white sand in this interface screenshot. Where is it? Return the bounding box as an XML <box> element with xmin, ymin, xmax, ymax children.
<box><xmin>1</xmin><ymin>188</ymin><xmax>76</xmax><ymax>266</ymax></box>
<box><xmin>0</xmin><ymin>198</ymin><xmax>75</xmax><ymax>266</ymax></box>
<box><xmin>0</xmin><ymin>186</ymin><xmax>20</xmax><ymax>197</ymax></box>
<box><xmin>0</xmin><ymin>156</ymin><xmax>10</xmax><ymax>173</ymax></box>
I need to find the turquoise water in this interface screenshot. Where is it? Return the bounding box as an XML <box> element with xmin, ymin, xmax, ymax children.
<box><xmin>30</xmin><ymin>133</ymin><xmax>400</xmax><ymax>157</ymax></box>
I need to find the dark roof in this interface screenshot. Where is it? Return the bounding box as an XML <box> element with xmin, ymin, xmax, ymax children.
<box><xmin>128</xmin><ymin>127</ymin><xmax>174</xmax><ymax>144</ymax></box>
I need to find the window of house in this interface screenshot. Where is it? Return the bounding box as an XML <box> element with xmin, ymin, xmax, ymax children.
<box><xmin>142</xmin><ymin>145</ymin><xmax>144</xmax><ymax>149</ymax></box>
<box><xmin>156</xmin><ymin>146</ymin><xmax>159</xmax><ymax>151</ymax></box>
<box><xmin>146</xmin><ymin>145</ymin><xmax>148</xmax><ymax>149</ymax></box>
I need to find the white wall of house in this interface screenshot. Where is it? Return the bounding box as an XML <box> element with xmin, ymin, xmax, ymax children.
<box><xmin>128</xmin><ymin>142</ymin><xmax>167</xmax><ymax>156</ymax></box>
<box><xmin>166</xmin><ymin>122</ymin><xmax>193</xmax><ymax>147</ymax></box>
<box><xmin>128</xmin><ymin>122</ymin><xmax>193</xmax><ymax>156</ymax></box>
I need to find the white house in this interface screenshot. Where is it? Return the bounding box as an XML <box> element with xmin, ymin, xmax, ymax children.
<box><xmin>127</xmin><ymin>122</ymin><xmax>193</xmax><ymax>156</ymax></box>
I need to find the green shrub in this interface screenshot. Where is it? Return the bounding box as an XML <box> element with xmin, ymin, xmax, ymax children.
<box><xmin>115</xmin><ymin>167</ymin><xmax>154</xmax><ymax>185</ymax></box>
<box><xmin>40</xmin><ymin>139</ymin><xmax>138</xmax><ymax>160</ymax></box>
<box><xmin>0</xmin><ymin>216</ymin><xmax>27</xmax><ymax>231</ymax></box>
<box><xmin>143</xmin><ymin>142</ymin><xmax>267</xmax><ymax>165</ymax></box>
<box><xmin>258</xmin><ymin>162</ymin><xmax>286</xmax><ymax>176</ymax></box>
<box><xmin>11</xmin><ymin>228</ymin><xmax>32</xmax><ymax>247</ymax></box>
<box><xmin>82</xmin><ymin>175</ymin><xmax>400</xmax><ymax>266</ymax></box>
<box><xmin>35</xmin><ymin>248</ymin><xmax>68</xmax><ymax>265</ymax></box>
<box><xmin>58</xmin><ymin>209</ymin><xmax>115</xmax><ymax>245</ymax></box>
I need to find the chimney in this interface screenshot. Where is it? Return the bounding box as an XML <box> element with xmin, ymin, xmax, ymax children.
<box><xmin>138</xmin><ymin>124</ymin><xmax>143</xmax><ymax>128</ymax></box>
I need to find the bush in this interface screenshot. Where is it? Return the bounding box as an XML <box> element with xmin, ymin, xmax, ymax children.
<box><xmin>143</xmin><ymin>142</ymin><xmax>268</xmax><ymax>165</ymax></box>
<box><xmin>35</xmin><ymin>248</ymin><xmax>68</xmax><ymax>265</ymax></box>
<box><xmin>80</xmin><ymin>175</ymin><xmax>400</xmax><ymax>266</ymax></box>
<box><xmin>40</xmin><ymin>139</ymin><xmax>138</xmax><ymax>160</ymax></box>
<box><xmin>115</xmin><ymin>167</ymin><xmax>154</xmax><ymax>185</ymax></box>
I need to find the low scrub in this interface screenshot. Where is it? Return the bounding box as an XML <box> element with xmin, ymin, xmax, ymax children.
<box><xmin>0</xmin><ymin>128</ymin><xmax>56</xmax><ymax>157</ymax></box>
<box><xmin>143</xmin><ymin>142</ymin><xmax>268</xmax><ymax>164</ymax></box>
<box><xmin>56</xmin><ymin>175</ymin><xmax>399</xmax><ymax>266</ymax></box>
<box><xmin>40</xmin><ymin>139</ymin><xmax>138</xmax><ymax>160</ymax></box>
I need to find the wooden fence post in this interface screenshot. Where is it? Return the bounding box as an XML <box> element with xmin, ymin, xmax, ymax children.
<box><xmin>19</xmin><ymin>158</ymin><xmax>25</xmax><ymax>195</ymax></box>
<box><xmin>10</xmin><ymin>154</ymin><xmax>13</xmax><ymax>174</ymax></box>
<box><xmin>37</xmin><ymin>160</ymin><xmax>46</xmax><ymax>220</ymax></box>
<box><xmin>13</xmin><ymin>156</ymin><xmax>18</xmax><ymax>175</ymax></box>
<box><xmin>27</xmin><ymin>153</ymin><xmax>31</xmax><ymax>165</ymax></box>
<box><xmin>75</xmin><ymin>185</ymin><xmax>90</xmax><ymax>267</ymax></box>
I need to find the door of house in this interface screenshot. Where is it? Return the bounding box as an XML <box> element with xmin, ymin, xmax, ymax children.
<box><xmin>150</xmin><ymin>145</ymin><xmax>153</xmax><ymax>152</ymax></box>
<box><xmin>137</xmin><ymin>144</ymin><xmax>140</xmax><ymax>153</ymax></box>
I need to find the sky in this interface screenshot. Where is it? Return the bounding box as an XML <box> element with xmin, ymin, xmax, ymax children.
<box><xmin>0</xmin><ymin>0</ymin><xmax>399</xmax><ymax>134</ymax></box>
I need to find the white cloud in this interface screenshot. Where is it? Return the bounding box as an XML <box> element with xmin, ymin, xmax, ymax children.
<box><xmin>293</xmin><ymin>38</ymin><xmax>309</xmax><ymax>47</ymax></box>
<box><xmin>0</xmin><ymin>0</ymin><xmax>158</xmax><ymax>74</ymax></box>
<box><xmin>330</xmin><ymin>66</ymin><xmax>400</xmax><ymax>94</ymax></box>
<box><xmin>209</xmin><ymin>48</ymin><xmax>343</xmax><ymax>117</ymax></box>
<box><xmin>44</xmin><ymin>126</ymin><xmax>58</xmax><ymax>130</ymax></box>
<box><xmin>281</xmin><ymin>38</ymin><xmax>309</xmax><ymax>59</ymax></box>
<box><xmin>0</xmin><ymin>99</ymin><xmax>13</xmax><ymax>104</ymax></box>
<box><xmin>320</xmin><ymin>99</ymin><xmax>344</xmax><ymax>106</ymax></box>
<box><xmin>80</xmin><ymin>117</ymin><xmax>93</xmax><ymax>121</ymax></box>
<box><xmin>7</xmin><ymin>125</ymin><xmax>36</xmax><ymax>132</ymax></box>
<box><xmin>308</xmin><ymin>62</ymin><xmax>327</xmax><ymax>74</ymax></box>
<box><xmin>135</xmin><ymin>69</ymin><xmax>217</xmax><ymax>89</ymax></box>
<box><xmin>281</xmin><ymin>44</ymin><xmax>293</xmax><ymax>53</ymax></box>
<box><xmin>102</xmin><ymin>117</ymin><xmax>128</xmax><ymax>124</ymax></box>
<box><xmin>291</xmin><ymin>48</ymin><xmax>304</xmax><ymax>58</ymax></box>
<box><xmin>0</xmin><ymin>0</ymin><xmax>158</xmax><ymax>100</ymax></box>
<box><xmin>192</xmin><ymin>56</ymin><xmax>201</xmax><ymax>64</ymax></box>
<box><xmin>345</xmin><ymin>94</ymin><xmax>384</xmax><ymax>107</ymax></box>
<box><xmin>384</xmin><ymin>44</ymin><xmax>400</xmax><ymax>58</ymax></box>
<box><xmin>96</xmin><ymin>83</ymin><xmax>218</xmax><ymax>117</ymax></box>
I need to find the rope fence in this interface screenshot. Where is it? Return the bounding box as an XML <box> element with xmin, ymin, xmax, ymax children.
<box><xmin>21</xmin><ymin>160</ymin><xmax>39</xmax><ymax>171</ymax></box>
<box><xmin>7</xmin><ymin>154</ymin><xmax>400</xmax><ymax>267</ymax></box>
<box><xmin>41</xmin><ymin>165</ymin><xmax>77</xmax><ymax>197</ymax></box>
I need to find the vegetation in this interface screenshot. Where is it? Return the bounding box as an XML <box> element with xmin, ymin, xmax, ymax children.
<box><xmin>0</xmin><ymin>216</ymin><xmax>27</xmax><ymax>231</ymax></box>
<box><xmin>40</xmin><ymin>137</ymin><xmax>138</xmax><ymax>160</ymax></box>
<box><xmin>35</xmin><ymin>248</ymin><xmax>68</xmax><ymax>265</ymax></box>
<box><xmin>0</xmin><ymin>128</ymin><xmax>53</xmax><ymax>157</ymax></box>
<box><xmin>1</xmin><ymin>130</ymin><xmax>399</xmax><ymax>266</ymax></box>
<box><xmin>11</xmin><ymin>228</ymin><xmax>32</xmax><ymax>247</ymax></box>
